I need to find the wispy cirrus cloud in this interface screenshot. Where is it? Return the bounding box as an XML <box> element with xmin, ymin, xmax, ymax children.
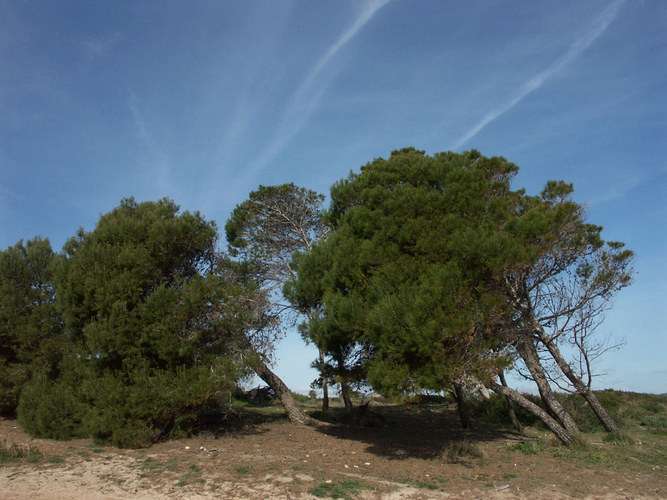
<box><xmin>79</xmin><ymin>32</ymin><xmax>125</xmax><ymax>60</ymax></box>
<box><xmin>250</xmin><ymin>0</ymin><xmax>393</xmax><ymax>173</ymax></box>
<box><xmin>128</xmin><ymin>92</ymin><xmax>174</xmax><ymax>196</ymax></box>
<box><xmin>451</xmin><ymin>0</ymin><xmax>626</xmax><ymax>150</ymax></box>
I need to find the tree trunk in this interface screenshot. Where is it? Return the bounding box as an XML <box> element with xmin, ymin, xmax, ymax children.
<box><xmin>340</xmin><ymin>381</ymin><xmax>353</xmax><ymax>412</ymax></box>
<box><xmin>254</xmin><ymin>360</ymin><xmax>318</xmax><ymax>425</ymax></box>
<box><xmin>535</xmin><ymin>328</ymin><xmax>619</xmax><ymax>432</ymax></box>
<box><xmin>319</xmin><ymin>348</ymin><xmax>329</xmax><ymax>411</ymax></box>
<box><xmin>515</xmin><ymin>337</ymin><xmax>579</xmax><ymax>435</ymax></box>
<box><xmin>454</xmin><ymin>383</ymin><xmax>472</xmax><ymax>429</ymax></box>
<box><xmin>499</xmin><ymin>370</ymin><xmax>523</xmax><ymax>433</ymax></box>
<box><xmin>489</xmin><ymin>382</ymin><xmax>572</xmax><ymax>445</ymax></box>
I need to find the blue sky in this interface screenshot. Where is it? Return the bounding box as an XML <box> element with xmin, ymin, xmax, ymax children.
<box><xmin>1</xmin><ymin>1</ymin><xmax>665</xmax><ymax>394</ymax></box>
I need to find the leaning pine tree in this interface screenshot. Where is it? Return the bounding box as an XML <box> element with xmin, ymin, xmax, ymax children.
<box><xmin>225</xmin><ymin>184</ymin><xmax>333</xmax><ymax>421</ymax></box>
<box><xmin>491</xmin><ymin>180</ymin><xmax>633</xmax><ymax>434</ymax></box>
<box><xmin>290</xmin><ymin>148</ymin><xmax>632</xmax><ymax>445</ymax></box>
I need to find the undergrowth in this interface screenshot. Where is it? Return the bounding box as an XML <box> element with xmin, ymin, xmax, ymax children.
<box><xmin>0</xmin><ymin>440</ymin><xmax>42</xmax><ymax>465</ymax></box>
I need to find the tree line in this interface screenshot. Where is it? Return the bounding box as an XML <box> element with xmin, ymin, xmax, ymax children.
<box><xmin>0</xmin><ymin>148</ymin><xmax>633</xmax><ymax>447</ymax></box>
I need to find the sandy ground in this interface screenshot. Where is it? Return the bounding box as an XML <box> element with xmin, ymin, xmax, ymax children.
<box><xmin>1</xmin><ymin>407</ymin><xmax>664</xmax><ymax>499</ymax></box>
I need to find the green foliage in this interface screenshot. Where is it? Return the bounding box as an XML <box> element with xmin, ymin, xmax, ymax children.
<box><xmin>554</xmin><ymin>391</ymin><xmax>622</xmax><ymax>432</ymax></box>
<box><xmin>226</xmin><ymin>183</ymin><xmax>327</xmax><ymax>262</ymax></box>
<box><xmin>291</xmin><ymin>148</ymin><xmax>632</xmax><ymax>444</ymax></box>
<box><xmin>291</xmin><ymin>149</ymin><xmax>522</xmax><ymax>395</ymax></box>
<box><xmin>0</xmin><ymin>237</ymin><xmax>63</xmax><ymax>414</ymax></box>
<box><xmin>226</xmin><ymin>183</ymin><xmax>333</xmax><ymax>389</ymax></box>
<box><xmin>603</xmin><ymin>431</ymin><xmax>634</xmax><ymax>444</ymax></box>
<box><xmin>15</xmin><ymin>198</ymin><xmax>252</xmax><ymax>447</ymax></box>
<box><xmin>290</xmin><ymin>391</ymin><xmax>312</xmax><ymax>404</ymax></box>
<box><xmin>504</xmin><ymin>440</ymin><xmax>544</xmax><ymax>455</ymax></box>
<box><xmin>466</xmin><ymin>393</ymin><xmax>539</xmax><ymax>426</ymax></box>
<box><xmin>18</xmin><ymin>373</ymin><xmax>88</xmax><ymax>441</ymax></box>
<box><xmin>586</xmin><ymin>390</ymin><xmax>667</xmax><ymax>431</ymax></box>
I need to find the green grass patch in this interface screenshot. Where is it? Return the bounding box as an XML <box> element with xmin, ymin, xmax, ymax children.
<box><xmin>505</xmin><ymin>440</ymin><xmax>543</xmax><ymax>455</ymax></box>
<box><xmin>415</xmin><ymin>480</ymin><xmax>438</xmax><ymax>490</ymax></box>
<box><xmin>49</xmin><ymin>455</ymin><xmax>65</xmax><ymax>464</ymax></box>
<box><xmin>309</xmin><ymin>479</ymin><xmax>363</xmax><ymax>499</ymax></box>
<box><xmin>235</xmin><ymin>466</ymin><xmax>250</xmax><ymax>474</ymax></box>
<box><xmin>603</xmin><ymin>431</ymin><xmax>634</xmax><ymax>444</ymax></box>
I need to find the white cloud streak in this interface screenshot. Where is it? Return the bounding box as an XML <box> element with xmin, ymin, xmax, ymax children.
<box><xmin>251</xmin><ymin>0</ymin><xmax>392</xmax><ymax>173</ymax></box>
<box><xmin>128</xmin><ymin>92</ymin><xmax>174</xmax><ymax>196</ymax></box>
<box><xmin>80</xmin><ymin>32</ymin><xmax>125</xmax><ymax>60</ymax></box>
<box><xmin>451</xmin><ymin>0</ymin><xmax>626</xmax><ymax>150</ymax></box>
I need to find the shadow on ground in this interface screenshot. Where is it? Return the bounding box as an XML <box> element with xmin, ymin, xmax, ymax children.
<box><xmin>314</xmin><ymin>404</ymin><xmax>521</xmax><ymax>460</ymax></box>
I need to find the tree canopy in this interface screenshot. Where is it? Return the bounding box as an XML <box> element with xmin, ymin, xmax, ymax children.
<box><xmin>0</xmin><ymin>148</ymin><xmax>633</xmax><ymax>447</ymax></box>
<box><xmin>0</xmin><ymin>237</ymin><xmax>62</xmax><ymax>414</ymax></box>
<box><xmin>289</xmin><ymin>148</ymin><xmax>633</xmax><ymax>443</ymax></box>
<box><xmin>225</xmin><ymin>183</ymin><xmax>334</xmax><ymax>418</ymax></box>
<box><xmin>14</xmin><ymin>198</ymin><xmax>255</xmax><ymax>447</ymax></box>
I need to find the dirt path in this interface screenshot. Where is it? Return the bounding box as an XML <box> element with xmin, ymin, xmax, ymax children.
<box><xmin>1</xmin><ymin>408</ymin><xmax>664</xmax><ymax>499</ymax></box>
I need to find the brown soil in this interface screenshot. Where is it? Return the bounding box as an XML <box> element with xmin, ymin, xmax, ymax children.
<box><xmin>1</xmin><ymin>405</ymin><xmax>664</xmax><ymax>499</ymax></box>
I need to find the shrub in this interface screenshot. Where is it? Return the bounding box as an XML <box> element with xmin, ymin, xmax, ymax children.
<box><xmin>504</xmin><ymin>440</ymin><xmax>544</xmax><ymax>455</ymax></box>
<box><xmin>603</xmin><ymin>431</ymin><xmax>634</xmax><ymax>444</ymax></box>
<box><xmin>290</xmin><ymin>391</ymin><xmax>311</xmax><ymax>404</ymax></box>
<box><xmin>14</xmin><ymin>199</ymin><xmax>254</xmax><ymax>448</ymax></box>
<box><xmin>80</xmin><ymin>365</ymin><xmax>233</xmax><ymax>448</ymax></box>
<box><xmin>443</xmin><ymin>439</ymin><xmax>484</xmax><ymax>463</ymax></box>
<box><xmin>18</xmin><ymin>374</ymin><xmax>88</xmax><ymax>441</ymax></box>
<box><xmin>0</xmin><ymin>440</ymin><xmax>42</xmax><ymax>465</ymax></box>
<box><xmin>556</xmin><ymin>392</ymin><xmax>619</xmax><ymax>432</ymax></box>
<box><xmin>466</xmin><ymin>393</ymin><xmax>539</xmax><ymax>427</ymax></box>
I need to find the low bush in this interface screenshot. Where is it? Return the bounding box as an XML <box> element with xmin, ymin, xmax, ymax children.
<box><xmin>18</xmin><ymin>374</ymin><xmax>88</xmax><ymax>441</ymax></box>
<box><xmin>0</xmin><ymin>440</ymin><xmax>41</xmax><ymax>465</ymax></box>
<box><xmin>466</xmin><ymin>393</ymin><xmax>539</xmax><ymax>427</ymax></box>
<box><xmin>443</xmin><ymin>438</ymin><xmax>484</xmax><ymax>462</ymax></box>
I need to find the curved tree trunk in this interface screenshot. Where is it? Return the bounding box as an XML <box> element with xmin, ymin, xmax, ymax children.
<box><xmin>254</xmin><ymin>361</ymin><xmax>319</xmax><ymax>425</ymax></box>
<box><xmin>515</xmin><ymin>337</ymin><xmax>579</xmax><ymax>435</ymax></box>
<box><xmin>319</xmin><ymin>348</ymin><xmax>329</xmax><ymax>411</ymax></box>
<box><xmin>454</xmin><ymin>383</ymin><xmax>472</xmax><ymax>429</ymax></box>
<box><xmin>489</xmin><ymin>382</ymin><xmax>572</xmax><ymax>445</ymax></box>
<box><xmin>499</xmin><ymin>370</ymin><xmax>523</xmax><ymax>433</ymax></box>
<box><xmin>535</xmin><ymin>328</ymin><xmax>619</xmax><ymax>432</ymax></box>
<box><xmin>340</xmin><ymin>381</ymin><xmax>353</xmax><ymax>412</ymax></box>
